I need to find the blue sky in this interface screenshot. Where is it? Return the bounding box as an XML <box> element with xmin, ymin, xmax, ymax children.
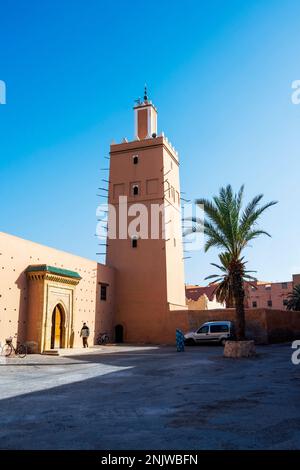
<box><xmin>1</xmin><ymin>0</ymin><xmax>300</xmax><ymax>284</ymax></box>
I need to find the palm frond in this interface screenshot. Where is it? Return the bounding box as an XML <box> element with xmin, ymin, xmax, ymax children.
<box><xmin>204</xmin><ymin>274</ymin><xmax>223</xmax><ymax>281</ymax></box>
<box><xmin>240</xmin><ymin>199</ymin><xmax>277</xmax><ymax>240</ymax></box>
<box><xmin>210</xmin><ymin>262</ymin><xmax>227</xmax><ymax>272</ymax></box>
<box><xmin>244</xmin><ymin>229</ymin><xmax>271</xmax><ymax>243</ymax></box>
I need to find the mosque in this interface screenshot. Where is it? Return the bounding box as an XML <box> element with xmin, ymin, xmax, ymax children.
<box><xmin>0</xmin><ymin>92</ymin><xmax>191</xmax><ymax>353</ymax></box>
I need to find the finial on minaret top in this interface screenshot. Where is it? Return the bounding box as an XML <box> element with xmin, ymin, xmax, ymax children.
<box><xmin>144</xmin><ymin>84</ymin><xmax>148</xmax><ymax>102</ymax></box>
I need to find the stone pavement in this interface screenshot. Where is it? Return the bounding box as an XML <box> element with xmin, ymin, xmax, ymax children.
<box><xmin>0</xmin><ymin>343</ymin><xmax>299</xmax><ymax>449</ymax></box>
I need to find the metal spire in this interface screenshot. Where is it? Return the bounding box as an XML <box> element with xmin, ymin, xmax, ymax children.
<box><xmin>144</xmin><ymin>84</ymin><xmax>148</xmax><ymax>101</ymax></box>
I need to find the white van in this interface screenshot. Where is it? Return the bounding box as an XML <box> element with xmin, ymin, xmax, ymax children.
<box><xmin>184</xmin><ymin>321</ymin><xmax>235</xmax><ymax>346</ymax></box>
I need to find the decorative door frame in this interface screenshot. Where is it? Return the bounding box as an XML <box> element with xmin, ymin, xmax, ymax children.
<box><xmin>26</xmin><ymin>265</ymin><xmax>81</xmax><ymax>352</ymax></box>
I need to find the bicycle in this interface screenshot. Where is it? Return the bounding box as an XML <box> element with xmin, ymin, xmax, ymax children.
<box><xmin>2</xmin><ymin>334</ymin><xmax>27</xmax><ymax>358</ymax></box>
<box><xmin>96</xmin><ymin>332</ymin><xmax>110</xmax><ymax>345</ymax></box>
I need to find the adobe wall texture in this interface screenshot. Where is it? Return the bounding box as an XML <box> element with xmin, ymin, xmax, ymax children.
<box><xmin>0</xmin><ymin>232</ymin><xmax>115</xmax><ymax>348</ymax></box>
<box><xmin>264</xmin><ymin>308</ymin><xmax>300</xmax><ymax>342</ymax></box>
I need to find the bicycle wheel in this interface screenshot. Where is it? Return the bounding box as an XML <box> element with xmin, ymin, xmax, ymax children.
<box><xmin>17</xmin><ymin>344</ymin><xmax>27</xmax><ymax>358</ymax></box>
<box><xmin>96</xmin><ymin>335</ymin><xmax>102</xmax><ymax>345</ymax></box>
<box><xmin>2</xmin><ymin>343</ymin><xmax>13</xmax><ymax>357</ymax></box>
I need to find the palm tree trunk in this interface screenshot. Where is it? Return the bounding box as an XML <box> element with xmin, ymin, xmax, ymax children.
<box><xmin>233</xmin><ymin>273</ymin><xmax>246</xmax><ymax>340</ymax></box>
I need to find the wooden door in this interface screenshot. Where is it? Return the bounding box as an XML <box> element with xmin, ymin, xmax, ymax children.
<box><xmin>51</xmin><ymin>306</ymin><xmax>62</xmax><ymax>349</ymax></box>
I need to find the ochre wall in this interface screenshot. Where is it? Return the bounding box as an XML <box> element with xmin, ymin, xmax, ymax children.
<box><xmin>162</xmin><ymin>145</ymin><xmax>186</xmax><ymax>309</ymax></box>
<box><xmin>138</xmin><ymin>307</ymin><xmax>300</xmax><ymax>345</ymax></box>
<box><xmin>0</xmin><ymin>232</ymin><xmax>115</xmax><ymax>348</ymax></box>
<box><xmin>147</xmin><ymin>308</ymin><xmax>267</xmax><ymax>344</ymax></box>
<box><xmin>26</xmin><ymin>276</ymin><xmax>45</xmax><ymax>349</ymax></box>
<box><xmin>264</xmin><ymin>308</ymin><xmax>300</xmax><ymax>342</ymax></box>
<box><xmin>184</xmin><ymin>308</ymin><xmax>269</xmax><ymax>344</ymax></box>
<box><xmin>170</xmin><ymin>308</ymin><xmax>300</xmax><ymax>344</ymax></box>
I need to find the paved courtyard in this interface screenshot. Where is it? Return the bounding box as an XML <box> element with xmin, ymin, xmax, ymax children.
<box><xmin>0</xmin><ymin>343</ymin><xmax>299</xmax><ymax>449</ymax></box>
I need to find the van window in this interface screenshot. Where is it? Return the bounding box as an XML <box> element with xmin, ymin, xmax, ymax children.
<box><xmin>197</xmin><ymin>325</ymin><xmax>209</xmax><ymax>334</ymax></box>
<box><xmin>210</xmin><ymin>324</ymin><xmax>229</xmax><ymax>333</ymax></box>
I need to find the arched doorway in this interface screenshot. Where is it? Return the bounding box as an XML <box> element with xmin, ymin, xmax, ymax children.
<box><xmin>115</xmin><ymin>324</ymin><xmax>124</xmax><ymax>343</ymax></box>
<box><xmin>51</xmin><ymin>304</ymin><xmax>65</xmax><ymax>349</ymax></box>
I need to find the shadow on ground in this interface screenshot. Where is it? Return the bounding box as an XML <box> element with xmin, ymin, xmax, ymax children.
<box><xmin>0</xmin><ymin>344</ymin><xmax>299</xmax><ymax>450</ymax></box>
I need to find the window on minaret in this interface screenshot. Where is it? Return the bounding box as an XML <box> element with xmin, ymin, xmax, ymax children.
<box><xmin>131</xmin><ymin>237</ymin><xmax>138</xmax><ymax>248</ymax></box>
<box><xmin>133</xmin><ymin>155</ymin><xmax>139</xmax><ymax>164</ymax></box>
<box><xmin>100</xmin><ymin>283</ymin><xmax>108</xmax><ymax>301</ymax></box>
<box><xmin>133</xmin><ymin>185</ymin><xmax>139</xmax><ymax>196</ymax></box>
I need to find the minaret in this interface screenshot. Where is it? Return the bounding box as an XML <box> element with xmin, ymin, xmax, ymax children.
<box><xmin>106</xmin><ymin>90</ymin><xmax>186</xmax><ymax>343</ymax></box>
<box><xmin>134</xmin><ymin>86</ymin><xmax>158</xmax><ymax>140</ymax></box>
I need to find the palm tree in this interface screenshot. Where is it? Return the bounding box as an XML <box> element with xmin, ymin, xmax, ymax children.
<box><xmin>205</xmin><ymin>252</ymin><xmax>257</xmax><ymax>308</ymax></box>
<box><xmin>286</xmin><ymin>285</ymin><xmax>300</xmax><ymax>311</ymax></box>
<box><xmin>186</xmin><ymin>185</ymin><xmax>277</xmax><ymax>340</ymax></box>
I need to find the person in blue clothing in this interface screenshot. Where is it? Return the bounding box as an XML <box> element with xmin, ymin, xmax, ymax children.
<box><xmin>176</xmin><ymin>329</ymin><xmax>185</xmax><ymax>352</ymax></box>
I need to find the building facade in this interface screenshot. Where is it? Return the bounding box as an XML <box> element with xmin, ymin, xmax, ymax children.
<box><xmin>244</xmin><ymin>275</ymin><xmax>300</xmax><ymax>310</ymax></box>
<box><xmin>186</xmin><ymin>273</ymin><xmax>300</xmax><ymax>311</ymax></box>
<box><xmin>185</xmin><ymin>284</ymin><xmax>225</xmax><ymax>310</ymax></box>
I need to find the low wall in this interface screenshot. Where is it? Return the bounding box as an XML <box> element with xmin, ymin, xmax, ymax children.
<box><xmin>185</xmin><ymin>308</ymin><xmax>268</xmax><ymax>344</ymax></box>
<box><xmin>264</xmin><ymin>309</ymin><xmax>300</xmax><ymax>343</ymax></box>
<box><xmin>167</xmin><ymin>308</ymin><xmax>300</xmax><ymax>344</ymax></box>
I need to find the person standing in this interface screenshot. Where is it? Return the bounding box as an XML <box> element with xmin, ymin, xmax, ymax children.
<box><xmin>80</xmin><ymin>323</ymin><xmax>90</xmax><ymax>348</ymax></box>
<box><xmin>176</xmin><ymin>329</ymin><xmax>185</xmax><ymax>352</ymax></box>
